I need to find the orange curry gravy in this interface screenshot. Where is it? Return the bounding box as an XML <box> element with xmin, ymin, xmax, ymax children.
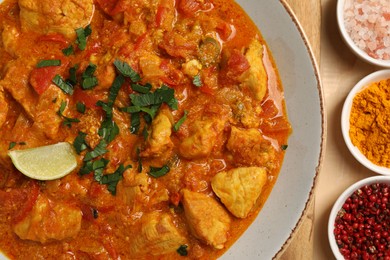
<box><xmin>0</xmin><ymin>0</ymin><xmax>291</xmax><ymax>259</ymax></box>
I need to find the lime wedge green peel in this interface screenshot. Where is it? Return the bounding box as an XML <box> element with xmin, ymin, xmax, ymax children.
<box><xmin>8</xmin><ymin>142</ymin><xmax>78</xmax><ymax>181</ymax></box>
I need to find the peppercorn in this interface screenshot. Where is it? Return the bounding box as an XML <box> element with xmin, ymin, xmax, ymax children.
<box><xmin>334</xmin><ymin>183</ymin><xmax>390</xmax><ymax>259</ymax></box>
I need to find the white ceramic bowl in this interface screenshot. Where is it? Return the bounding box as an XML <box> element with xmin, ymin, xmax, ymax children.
<box><xmin>328</xmin><ymin>176</ymin><xmax>390</xmax><ymax>259</ymax></box>
<box><xmin>336</xmin><ymin>0</ymin><xmax>390</xmax><ymax>68</ymax></box>
<box><xmin>341</xmin><ymin>69</ymin><xmax>390</xmax><ymax>176</ymax></box>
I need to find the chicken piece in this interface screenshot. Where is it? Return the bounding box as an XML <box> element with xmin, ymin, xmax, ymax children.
<box><xmin>211</xmin><ymin>167</ymin><xmax>267</xmax><ymax>218</ymax></box>
<box><xmin>227</xmin><ymin>126</ymin><xmax>276</xmax><ymax>168</ymax></box>
<box><xmin>181</xmin><ymin>189</ymin><xmax>231</xmax><ymax>249</ymax></box>
<box><xmin>0</xmin><ymin>87</ymin><xmax>8</xmax><ymax>128</ymax></box>
<box><xmin>131</xmin><ymin>212</ymin><xmax>187</xmax><ymax>256</ymax></box>
<box><xmin>179</xmin><ymin>118</ymin><xmax>225</xmax><ymax>159</ymax></box>
<box><xmin>0</xmin><ymin>59</ymin><xmax>38</xmax><ymax>119</ymax></box>
<box><xmin>239</xmin><ymin>39</ymin><xmax>267</xmax><ymax>101</ymax></box>
<box><xmin>33</xmin><ymin>85</ymin><xmax>68</xmax><ymax>139</ymax></box>
<box><xmin>18</xmin><ymin>0</ymin><xmax>94</xmax><ymax>40</ymax></box>
<box><xmin>140</xmin><ymin>108</ymin><xmax>174</xmax><ymax>158</ymax></box>
<box><xmin>117</xmin><ymin>170</ymin><xmax>150</xmax><ymax>208</ymax></box>
<box><xmin>13</xmin><ymin>195</ymin><xmax>82</xmax><ymax>244</ymax></box>
<box><xmin>2</xmin><ymin>22</ymin><xmax>21</xmax><ymax>57</ymax></box>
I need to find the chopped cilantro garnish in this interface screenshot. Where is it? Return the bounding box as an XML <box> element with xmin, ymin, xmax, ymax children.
<box><xmin>76</xmin><ymin>102</ymin><xmax>86</xmax><ymax>114</ymax></box>
<box><xmin>193</xmin><ymin>74</ymin><xmax>202</xmax><ymax>87</ymax></box>
<box><xmin>82</xmin><ymin>77</ymin><xmax>98</xmax><ymax>90</ymax></box>
<box><xmin>8</xmin><ymin>142</ymin><xmax>16</xmax><ymax>150</ymax></box>
<box><xmin>92</xmin><ymin>158</ymin><xmax>110</xmax><ymax>182</ymax></box>
<box><xmin>73</xmin><ymin>131</ymin><xmax>88</xmax><ymax>154</ymax></box>
<box><xmin>75</xmin><ymin>25</ymin><xmax>92</xmax><ymax>51</ymax></box>
<box><xmin>281</xmin><ymin>144</ymin><xmax>288</xmax><ymax>150</ymax></box>
<box><xmin>53</xmin><ymin>75</ymin><xmax>74</xmax><ymax>95</ymax></box>
<box><xmin>113</xmin><ymin>59</ymin><xmax>141</xmax><ymax>82</ymax></box>
<box><xmin>173</xmin><ymin>110</ymin><xmax>188</xmax><ymax>132</ymax></box>
<box><xmin>83</xmin><ymin>139</ymin><xmax>108</xmax><ymax>162</ymax></box>
<box><xmin>98</xmin><ymin>119</ymin><xmax>120</xmax><ymax>143</ymax></box>
<box><xmin>57</xmin><ymin>101</ymin><xmax>80</xmax><ymax>127</ymax></box>
<box><xmin>96</xmin><ymin>74</ymin><xmax>125</xmax><ymax>142</ymax></box>
<box><xmin>177</xmin><ymin>245</ymin><xmax>188</xmax><ymax>256</ymax></box>
<box><xmin>81</xmin><ymin>63</ymin><xmax>98</xmax><ymax>90</ymax></box>
<box><xmin>67</xmin><ymin>64</ymin><xmax>79</xmax><ymax>86</ymax></box>
<box><xmin>36</xmin><ymin>59</ymin><xmax>61</xmax><ymax>68</ymax></box>
<box><xmin>9</xmin><ymin>141</ymin><xmax>27</xmax><ymax>149</ymax></box>
<box><xmin>131</xmin><ymin>83</ymin><xmax>151</xmax><ymax>94</ymax></box>
<box><xmin>130</xmin><ymin>112</ymin><xmax>141</xmax><ymax>134</ymax></box>
<box><xmin>100</xmin><ymin>164</ymin><xmax>132</xmax><ymax>195</ymax></box>
<box><xmin>79</xmin><ymin>158</ymin><xmax>109</xmax><ymax>176</ymax></box>
<box><xmin>148</xmin><ymin>165</ymin><xmax>170</xmax><ymax>178</ymax></box>
<box><xmin>62</xmin><ymin>45</ymin><xmax>74</xmax><ymax>56</ymax></box>
<box><xmin>130</xmin><ymin>85</ymin><xmax>177</xmax><ymax>109</ymax></box>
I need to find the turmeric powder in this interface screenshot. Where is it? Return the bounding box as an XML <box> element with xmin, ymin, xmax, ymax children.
<box><xmin>349</xmin><ymin>78</ymin><xmax>390</xmax><ymax>168</ymax></box>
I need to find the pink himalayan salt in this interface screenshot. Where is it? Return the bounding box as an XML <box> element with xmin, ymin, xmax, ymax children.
<box><xmin>344</xmin><ymin>0</ymin><xmax>390</xmax><ymax>60</ymax></box>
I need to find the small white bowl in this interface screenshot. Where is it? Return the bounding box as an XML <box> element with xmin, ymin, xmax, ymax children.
<box><xmin>336</xmin><ymin>0</ymin><xmax>390</xmax><ymax>68</ymax></box>
<box><xmin>328</xmin><ymin>176</ymin><xmax>390</xmax><ymax>259</ymax></box>
<box><xmin>341</xmin><ymin>70</ymin><xmax>390</xmax><ymax>176</ymax></box>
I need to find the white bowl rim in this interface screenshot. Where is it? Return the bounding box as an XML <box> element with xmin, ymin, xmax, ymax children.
<box><xmin>336</xmin><ymin>0</ymin><xmax>390</xmax><ymax>68</ymax></box>
<box><xmin>328</xmin><ymin>176</ymin><xmax>390</xmax><ymax>260</ymax></box>
<box><xmin>341</xmin><ymin>69</ymin><xmax>390</xmax><ymax>176</ymax></box>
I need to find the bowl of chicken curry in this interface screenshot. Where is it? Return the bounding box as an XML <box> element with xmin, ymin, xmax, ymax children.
<box><xmin>0</xmin><ymin>0</ymin><xmax>323</xmax><ymax>259</ymax></box>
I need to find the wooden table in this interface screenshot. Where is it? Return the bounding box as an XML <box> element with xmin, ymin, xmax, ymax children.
<box><xmin>278</xmin><ymin>0</ymin><xmax>383</xmax><ymax>259</ymax></box>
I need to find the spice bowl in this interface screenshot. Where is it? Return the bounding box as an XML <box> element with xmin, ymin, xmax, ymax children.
<box><xmin>328</xmin><ymin>176</ymin><xmax>390</xmax><ymax>259</ymax></box>
<box><xmin>341</xmin><ymin>69</ymin><xmax>390</xmax><ymax>176</ymax></box>
<box><xmin>336</xmin><ymin>0</ymin><xmax>390</xmax><ymax>68</ymax></box>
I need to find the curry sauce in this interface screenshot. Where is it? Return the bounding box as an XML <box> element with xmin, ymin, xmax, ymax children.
<box><xmin>0</xmin><ymin>0</ymin><xmax>291</xmax><ymax>259</ymax></box>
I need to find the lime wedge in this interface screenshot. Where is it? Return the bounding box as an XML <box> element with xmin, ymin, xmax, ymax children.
<box><xmin>8</xmin><ymin>142</ymin><xmax>78</xmax><ymax>181</ymax></box>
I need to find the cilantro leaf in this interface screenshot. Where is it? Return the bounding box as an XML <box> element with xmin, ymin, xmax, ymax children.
<box><xmin>75</xmin><ymin>25</ymin><xmax>91</xmax><ymax>51</ymax></box>
<box><xmin>173</xmin><ymin>110</ymin><xmax>188</xmax><ymax>132</ymax></box>
<box><xmin>62</xmin><ymin>45</ymin><xmax>74</xmax><ymax>56</ymax></box>
<box><xmin>8</xmin><ymin>142</ymin><xmax>16</xmax><ymax>150</ymax></box>
<box><xmin>83</xmin><ymin>139</ymin><xmax>108</xmax><ymax>162</ymax></box>
<box><xmin>129</xmin><ymin>85</ymin><xmax>177</xmax><ymax>110</ymax></box>
<box><xmin>193</xmin><ymin>74</ymin><xmax>202</xmax><ymax>87</ymax></box>
<box><xmin>81</xmin><ymin>64</ymin><xmax>98</xmax><ymax>90</ymax></box>
<box><xmin>177</xmin><ymin>245</ymin><xmax>188</xmax><ymax>256</ymax></box>
<box><xmin>100</xmin><ymin>164</ymin><xmax>132</xmax><ymax>195</ymax></box>
<box><xmin>73</xmin><ymin>131</ymin><xmax>88</xmax><ymax>154</ymax></box>
<box><xmin>76</xmin><ymin>102</ymin><xmax>86</xmax><ymax>114</ymax></box>
<box><xmin>148</xmin><ymin>165</ymin><xmax>170</xmax><ymax>178</ymax></box>
<box><xmin>131</xmin><ymin>83</ymin><xmax>151</xmax><ymax>94</ymax></box>
<box><xmin>98</xmin><ymin>119</ymin><xmax>119</xmax><ymax>143</ymax></box>
<box><xmin>53</xmin><ymin>75</ymin><xmax>74</xmax><ymax>95</ymax></box>
<box><xmin>92</xmin><ymin>158</ymin><xmax>110</xmax><ymax>182</ymax></box>
<box><xmin>130</xmin><ymin>112</ymin><xmax>141</xmax><ymax>134</ymax></box>
<box><xmin>113</xmin><ymin>59</ymin><xmax>141</xmax><ymax>82</ymax></box>
<box><xmin>37</xmin><ymin>59</ymin><xmax>61</xmax><ymax>68</ymax></box>
<box><xmin>79</xmin><ymin>158</ymin><xmax>109</xmax><ymax>176</ymax></box>
<box><xmin>67</xmin><ymin>64</ymin><xmax>79</xmax><ymax>86</ymax></box>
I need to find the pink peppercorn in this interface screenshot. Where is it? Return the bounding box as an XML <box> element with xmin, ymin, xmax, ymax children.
<box><xmin>334</xmin><ymin>183</ymin><xmax>390</xmax><ymax>259</ymax></box>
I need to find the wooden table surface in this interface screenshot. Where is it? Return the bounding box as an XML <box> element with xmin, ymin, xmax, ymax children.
<box><xmin>277</xmin><ymin>0</ymin><xmax>384</xmax><ymax>259</ymax></box>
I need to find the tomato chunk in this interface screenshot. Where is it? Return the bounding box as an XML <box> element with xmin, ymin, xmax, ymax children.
<box><xmin>73</xmin><ymin>87</ymin><xmax>100</xmax><ymax>109</ymax></box>
<box><xmin>12</xmin><ymin>181</ymin><xmax>40</xmax><ymax>224</ymax></box>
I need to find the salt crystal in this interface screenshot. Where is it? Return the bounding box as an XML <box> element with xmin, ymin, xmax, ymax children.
<box><xmin>344</xmin><ymin>0</ymin><xmax>390</xmax><ymax>60</ymax></box>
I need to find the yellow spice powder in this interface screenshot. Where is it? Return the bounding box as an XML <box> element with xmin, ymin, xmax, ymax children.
<box><xmin>349</xmin><ymin>78</ymin><xmax>390</xmax><ymax>168</ymax></box>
